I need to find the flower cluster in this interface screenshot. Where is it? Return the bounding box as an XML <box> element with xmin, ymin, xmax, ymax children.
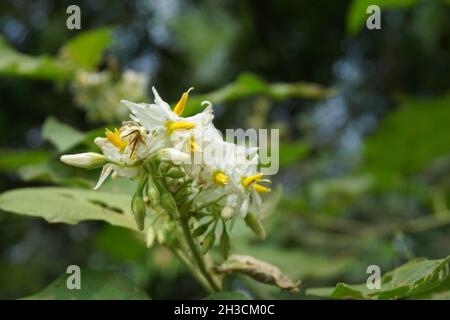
<box><xmin>61</xmin><ymin>87</ymin><xmax>271</xmax><ymax>249</ymax></box>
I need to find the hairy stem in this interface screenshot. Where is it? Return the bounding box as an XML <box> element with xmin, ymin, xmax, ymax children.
<box><xmin>180</xmin><ymin>216</ymin><xmax>221</xmax><ymax>292</ymax></box>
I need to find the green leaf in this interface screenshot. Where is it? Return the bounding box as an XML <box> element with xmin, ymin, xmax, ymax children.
<box><xmin>278</xmin><ymin>141</ymin><xmax>310</xmax><ymax>168</ymax></box>
<box><xmin>364</xmin><ymin>94</ymin><xmax>450</xmax><ymax>185</ymax></box>
<box><xmin>0</xmin><ymin>187</ymin><xmax>137</xmax><ymax>230</ymax></box>
<box><xmin>60</xmin><ymin>27</ymin><xmax>113</xmax><ymax>70</ymax></box>
<box><xmin>306</xmin><ymin>256</ymin><xmax>450</xmax><ymax>299</ymax></box>
<box><xmin>0</xmin><ymin>149</ymin><xmax>49</xmax><ymax>172</ymax></box>
<box><xmin>185</xmin><ymin>73</ymin><xmax>333</xmax><ymax>115</ymax></box>
<box><xmin>347</xmin><ymin>0</ymin><xmax>418</xmax><ymax>35</ymax></box>
<box><xmin>42</xmin><ymin>116</ymin><xmax>85</xmax><ymax>152</ymax></box>
<box><xmin>206</xmin><ymin>291</ymin><xmax>250</xmax><ymax>300</ymax></box>
<box><xmin>22</xmin><ymin>270</ymin><xmax>149</xmax><ymax>300</ymax></box>
<box><xmin>0</xmin><ymin>36</ymin><xmax>72</xmax><ymax>80</ymax></box>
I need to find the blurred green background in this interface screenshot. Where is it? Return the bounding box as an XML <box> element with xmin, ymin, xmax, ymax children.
<box><xmin>0</xmin><ymin>0</ymin><xmax>450</xmax><ymax>299</ymax></box>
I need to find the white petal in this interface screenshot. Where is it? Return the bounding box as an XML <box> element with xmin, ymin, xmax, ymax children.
<box><xmin>94</xmin><ymin>164</ymin><xmax>113</xmax><ymax>190</ymax></box>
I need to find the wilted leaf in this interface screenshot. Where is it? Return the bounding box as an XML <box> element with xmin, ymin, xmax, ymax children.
<box><xmin>0</xmin><ymin>187</ymin><xmax>137</xmax><ymax>230</ymax></box>
<box><xmin>42</xmin><ymin>116</ymin><xmax>85</xmax><ymax>152</ymax></box>
<box><xmin>306</xmin><ymin>256</ymin><xmax>450</xmax><ymax>299</ymax></box>
<box><xmin>214</xmin><ymin>254</ymin><xmax>300</xmax><ymax>292</ymax></box>
<box><xmin>22</xmin><ymin>269</ymin><xmax>149</xmax><ymax>300</ymax></box>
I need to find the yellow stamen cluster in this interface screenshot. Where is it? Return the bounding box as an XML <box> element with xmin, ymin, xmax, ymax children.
<box><xmin>166</xmin><ymin>121</ymin><xmax>195</xmax><ymax>134</ymax></box>
<box><xmin>213</xmin><ymin>171</ymin><xmax>229</xmax><ymax>185</ymax></box>
<box><xmin>241</xmin><ymin>173</ymin><xmax>271</xmax><ymax>193</ymax></box>
<box><xmin>105</xmin><ymin>128</ymin><xmax>127</xmax><ymax>152</ymax></box>
<box><xmin>241</xmin><ymin>173</ymin><xmax>264</xmax><ymax>188</ymax></box>
<box><xmin>173</xmin><ymin>87</ymin><xmax>194</xmax><ymax>116</ymax></box>
<box><xmin>253</xmin><ymin>184</ymin><xmax>271</xmax><ymax>193</ymax></box>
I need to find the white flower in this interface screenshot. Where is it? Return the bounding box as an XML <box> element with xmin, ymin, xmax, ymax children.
<box><xmin>60</xmin><ymin>152</ymin><xmax>107</xmax><ymax>169</ymax></box>
<box><xmin>121</xmin><ymin>87</ymin><xmax>213</xmax><ymax>146</ymax></box>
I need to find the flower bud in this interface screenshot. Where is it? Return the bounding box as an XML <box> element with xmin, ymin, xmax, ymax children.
<box><xmin>131</xmin><ymin>194</ymin><xmax>146</xmax><ymax>231</ymax></box>
<box><xmin>201</xmin><ymin>230</ymin><xmax>216</xmax><ymax>255</ymax></box>
<box><xmin>220</xmin><ymin>206</ymin><xmax>235</xmax><ymax>220</ymax></box>
<box><xmin>174</xmin><ymin>184</ymin><xmax>192</xmax><ymax>203</ymax></box>
<box><xmin>60</xmin><ymin>152</ymin><xmax>107</xmax><ymax>169</ymax></box>
<box><xmin>157</xmin><ymin>148</ymin><xmax>189</xmax><ymax>165</ymax></box>
<box><xmin>147</xmin><ymin>175</ymin><xmax>160</xmax><ymax>206</ymax></box>
<box><xmin>166</xmin><ymin>167</ymin><xmax>185</xmax><ymax>179</ymax></box>
<box><xmin>154</xmin><ymin>178</ymin><xmax>180</xmax><ymax>219</ymax></box>
<box><xmin>244</xmin><ymin>212</ymin><xmax>266</xmax><ymax>240</ymax></box>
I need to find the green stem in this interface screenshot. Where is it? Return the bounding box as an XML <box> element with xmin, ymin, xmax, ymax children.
<box><xmin>180</xmin><ymin>216</ymin><xmax>221</xmax><ymax>292</ymax></box>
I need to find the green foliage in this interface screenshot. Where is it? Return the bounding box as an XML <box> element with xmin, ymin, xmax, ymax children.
<box><xmin>22</xmin><ymin>270</ymin><xmax>149</xmax><ymax>300</ymax></box>
<box><xmin>364</xmin><ymin>94</ymin><xmax>450</xmax><ymax>185</ymax></box>
<box><xmin>0</xmin><ymin>149</ymin><xmax>49</xmax><ymax>172</ymax></box>
<box><xmin>347</xmin><ymin>0</ymin><xmax>418</xmax><ymax>35</ymax></box>
<box><xmin>278</xmin><ymin>141</ymin><xmax>310</xmax><ymax>168</ymax></box>
<box><xmin>42</xmin><ymin>116</ymin><xmax>86</xmax><ymax>152</ymax></box>
<box><xmin>59</xmin><ymin>28</ymin><xmax>113</xmax><ymax>70</ymax></box>
<box><xmin>185</xmin><ymin>73</ymin><xmax>334</xmax><ymax>115</ymax></box>
<box><xmin>0</xmin><ymin>187</ymin><xmax>137</xmax><ymax>230</ymax></box>
<box><xmin>307</xmin><ymin>256</ymin><xmax>450</xmax><ymax>299</ymax></box>
<box><xmin>0</xmin><ymin>36</ymin><xmax>72</xmax><ymax>80</ymax></box>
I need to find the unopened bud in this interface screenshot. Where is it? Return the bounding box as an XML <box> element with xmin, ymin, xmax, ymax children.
<box><xmin>147</xmin><ymin>175</ymin><xmax>160</xmax><ymax>206</ymax></box>
<box><xmin>201</xmin><ymin>230</ymin><xmax>216</xmax><ymax>255</ymax></box>
<box><xmin>131</xmin><ymin>194</ymin><xmax>146</xmax><ymax>231</ymax></box>
<box><xmin>157</xmin><ymin>148</ymin><xmax>189</xmax><ymax>165</ymax></box>
<box><xmin>166</xmin><ymin>167</ymin><xmax>185</xmax><ymax>179</ymax></box>
<box><xmin>60</xmin><ymin>152</ymin><xmax>107</xmax><ymax>169</ymax></box>
<box><xmin>244</xmin><ymin>212</ymin><xmax>266</xmax><ymax>240</ymax></box>
<box><xmin>174</xmin><ymin>184</ymin><xmax>192</xmax><ymax>202</ymax></box>
<box><xmin>154</xmin><ymin>178</ymin><xmax>180</xmax><ymax>219</ymax></box>
<box><xmin>221</xmin><ymin>206</ymin><xmax>235</xmax><ymax>220</ymax></box>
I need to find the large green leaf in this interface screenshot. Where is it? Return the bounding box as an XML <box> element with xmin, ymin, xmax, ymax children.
<box><xmin>23</xmin><ymin>270</ymin><xmax>149</xmax><ymax>300</ymax></box>
<box><xmin>364</xmin><ymin>94</ymin><xmax>450</xmax><ymax>185</ymax></box>
<box><xmin>59</xmin><ymin>28</ymin><xmax>113</xmax><ymax>70</ymax></box>
<box><xmin>347</xmin><ymin>0</ymin><xmax>418</xmax><ymax>35</ymax></box>
<box><xmin>306</xmin><ymin>256</ymin><xmax>450</xmax><ymax>299</ymax></box>
<box><xmin>0</xmin><ymin>36</ymin><xmax>72</xmax><ymax>80</ymax></box>
<box><xmin>0</xmin><ymin>187</ymin><xmax>137</xmax><ymax>230</ymax></box>
<box><xmin>42</xmin><ymin>116</ymin><xmax>86</xmax><ymax>152</ymax></box>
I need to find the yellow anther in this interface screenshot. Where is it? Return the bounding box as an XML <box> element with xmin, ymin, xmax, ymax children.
<box><xmin>241</xmin><ymin>173</ymin><xmax>264</xmax><ymax>188</ymax></box>
<box><xmin>189</xmin><ymin>136</ymin><xmax>199</xmax><ymax>152</ymax></box>
<box><xmin>213</xmin><ymin>171</ymin><xmax>229</xmax><ymax>185</ymax></box>
<box><xmin>166</xmin><ymin>121</ymin><xmax>195</xmax><ymax>134</ymax></box>
<box><xmin>105</xmin><ymin>128</ymin><xmax>127</xmax><ymax>151</ymax></box>
<box><xmin>173</xmin><ymin>87</ymin><xmax>194</xmax><ymax>116</ymax></box>
<box><xmin>253</xmin><ymin>183</ymin><xmax>271</xmax><ymax>193</ymax></box>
